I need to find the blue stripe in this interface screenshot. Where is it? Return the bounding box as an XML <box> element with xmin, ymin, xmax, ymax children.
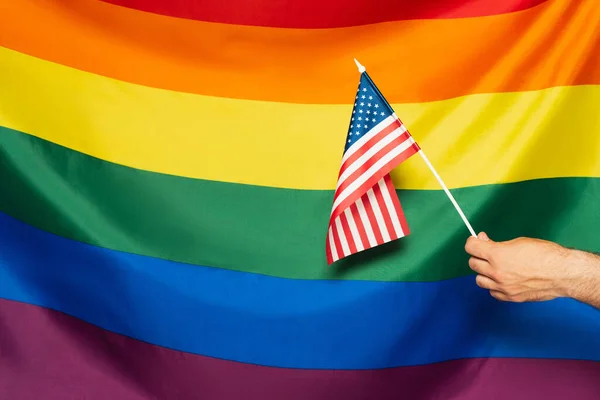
<box><xmin>0</xmin><ymin>211</ymin><xmax>599</xmax><ymax>369</ymax></box>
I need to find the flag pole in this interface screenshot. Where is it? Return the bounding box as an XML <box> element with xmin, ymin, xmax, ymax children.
<box><xmin>417</xmin><ymin>150</ymin><xmax>476</xmax><ymax>237</ymax></box>
<box><xmin>353</xmin><ymin>58</ymin><xmax>477</xmax><ymax>237</ymax></box>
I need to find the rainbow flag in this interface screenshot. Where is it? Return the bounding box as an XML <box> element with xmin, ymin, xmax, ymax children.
<box><xmin>1</xmin><ymin>0</ymin><xmax>599</xmax><ymax>398</ymax></box>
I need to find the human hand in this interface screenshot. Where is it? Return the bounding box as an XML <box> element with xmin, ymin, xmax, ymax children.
<box><xmin>464</xmin><ymin>232</ymin><xmax>579</xmax><ymax>302</ymax></box>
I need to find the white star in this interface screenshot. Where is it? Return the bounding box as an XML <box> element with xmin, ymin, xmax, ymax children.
<box><xmin>357</xmin><ymin>124</ymin><xmax>361</xmax><ymax>128</ymax></box>
<box><xmin>348</xmin><ymin>139</ymin><xmax>351</xmax><ymax>143</ymax></box>
<box><xmin>359</xmin><ymin>109</ymin><xmax>363</xmax><ymax>113</ymax></box>
<box><xmin>350</xmin><ymin>124</ymin><xmax>353</xmax><ymax>128</ymax></box>
<box><xmin>360</xmin><ymin>102</ymin><xmax>365</xmax><ymax>106</ymax></box>
<box><xmin>361</xmin><ymin>95</ymin><xmax>366</xmax><ymax>99</ymax></box>
<box><xmin>365</xmin><ymin>117</ymin><xmax>369</xmax><ymax>121</ymax></box>
<box><xmin>374</xmin><ymin>104</ymin><xmax>379</xmax><ymax>108</ymax></box>
<box><xmin>366</xmin><ymin>110</ymin><xmax>371</xmax><ymax>114</ymax></box>
<box><xmin>369</xmin><ymin>96</ymin><xmax>373</xmax><ymax>100</ymax></box>
<box><xmin>364</xmin><ymin>125</ymin><xmax>368</xmax><ymax>129</ymax></box>
<box><xmin>358</xmin><ymin>117</ymin><xmax>362</xmax><ymax>121</ymax></box>
<box><xmin>368</xmin><ymin>103</ymin><xmax>372</xmax><ymax>107</ymax></box>
<box><xmin>380</xmin><ymin>112</ymin><xmax>384</xmax><ymax>115</ymax></box>
<box><xmin>363</xmin><ymin>88</ymin><xmax>367</xmax><ymax>92</ymax></box>
<box><xmin>351</xmin><ymin>117</ymin><xmax>355</xmax><ymax>121</ymax></box>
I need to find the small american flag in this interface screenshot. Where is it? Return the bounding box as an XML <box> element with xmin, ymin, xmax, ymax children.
<box><xmin>326</xmin><ymin>66</ymin><xmax>420</xmax><ymax>265</ymax></box>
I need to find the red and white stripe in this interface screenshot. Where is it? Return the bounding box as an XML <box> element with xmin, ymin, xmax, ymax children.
<box><xmin>326</xmin><ymin>115</ymin><xmax>419</xmax><ymax>264</ymax></box>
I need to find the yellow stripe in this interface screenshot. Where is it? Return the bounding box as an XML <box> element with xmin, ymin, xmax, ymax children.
<box><xmin>1</xmin><ymin>47</ymin><xmax>599</xmax><ymax>190</ymax></box>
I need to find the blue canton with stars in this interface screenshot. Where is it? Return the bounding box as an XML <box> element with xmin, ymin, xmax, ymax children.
<box><xmin>344</xmin><ymin>72</ymin><xmax>396</xmax><ymax>153</ymax></box>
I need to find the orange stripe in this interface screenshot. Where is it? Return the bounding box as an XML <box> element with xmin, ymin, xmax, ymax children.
<box><xmin>0</xmin><ymin>0</ymin><xmax>597</xmax><ymax>104</ymax></box>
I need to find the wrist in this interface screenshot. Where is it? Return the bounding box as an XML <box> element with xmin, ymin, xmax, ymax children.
<box><xmin>559</xmin><ymin>249</ymin><xmax>600</xmax><ymax>300</ymax></box>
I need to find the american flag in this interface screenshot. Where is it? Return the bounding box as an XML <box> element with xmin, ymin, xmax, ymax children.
<box><xmin>326</xmin><ymin>69</ymin><xmax>420</xmax><ymax>265</ymax></box>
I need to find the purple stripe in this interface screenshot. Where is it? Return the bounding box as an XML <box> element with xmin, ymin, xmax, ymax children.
<box><xmin>1</xmin><ymin>298</ymin><xmax>599</xmax><ymax>400</ymax></box>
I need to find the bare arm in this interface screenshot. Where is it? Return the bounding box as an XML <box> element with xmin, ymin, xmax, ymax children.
<box><xmin>566</xmin><ymin>250</ymin><xmax>600</xmax><ymax>308</ymax></box>
<box><xmin>464</xmin><ymin>232</ymin><xmax>600</xmax><ymax>308</ymax></box>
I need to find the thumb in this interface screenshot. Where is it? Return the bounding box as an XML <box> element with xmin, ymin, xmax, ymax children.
<box><xmin>465</xmin><ymin>234</ymin><xmax>494</xmax><ymax>260</ymax></box>
<box><xmin>478</xmin><ymin>231</ymin><xmax>491</xmax><ymax>241</ymax></box>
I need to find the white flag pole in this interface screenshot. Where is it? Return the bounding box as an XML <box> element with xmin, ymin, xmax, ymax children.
<box><xmin>417</xmin><ymin>150</ymin><xmax>476</xmax><ymax>237</ymax></box>
<box><xmin>354</xmin><ymin>58</ymin><xmax>366</xmax><ymax>73</ymax></box>
<box><xmin>353</xmin><ymin>58</ymin><xmax>477</xmax><ymax>237</ymax></box>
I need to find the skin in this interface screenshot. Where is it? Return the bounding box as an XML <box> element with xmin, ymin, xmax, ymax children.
<box><xmin>464</xmin><ymin>232</ymin><xmax>600</xmax><ymax>308</ymax></box>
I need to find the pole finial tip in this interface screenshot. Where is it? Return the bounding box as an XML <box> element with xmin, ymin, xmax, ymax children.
<box><xmin>353</xmin><ymin>58</ymin><xmax>366</xmax><ymax>73</ymax></box>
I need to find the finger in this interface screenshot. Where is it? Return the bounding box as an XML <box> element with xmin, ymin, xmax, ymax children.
<box><xmin>478</xmin><ymin>232</ymin><xmax>491</xmax><ymax>241</ymax></box>
<box><xmin>464</xmin><ymin>236</ymin><xmax>493</xmax><ymax>260</ymax></box>
<box><xmin>489</xmin><ymin>290</ymin><xmax>553</xmax><ymax>303</ymax></box>
<box><xmin>468</xmin><ymin>257</ymin><xmax>493</xmax><ymax>276</ymax></box>
<box><xmin>475</xmin><ymin>274</ymin><xmax>498</xmax><ymax>290</ymax></box>
<box><xmin>502</xmin><ymin>290</ymin><xmax>557</xmax><ymax>303</ymax></box>
<box><xmin>489</xmin><ymin>290</ymin><xmax>509</xmax><ymax>301</ymax></box>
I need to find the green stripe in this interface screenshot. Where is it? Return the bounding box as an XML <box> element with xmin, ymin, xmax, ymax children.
<box><xmin>1</xmin><ymin>126</ymin><xmax>599</xmax><ymax>282</ymax></box>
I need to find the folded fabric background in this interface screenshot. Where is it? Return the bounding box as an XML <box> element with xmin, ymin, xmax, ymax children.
<box><xmin>0</xmin><ymin>0</ymin><xmax>599</xmax><ymax>398</ymax></box>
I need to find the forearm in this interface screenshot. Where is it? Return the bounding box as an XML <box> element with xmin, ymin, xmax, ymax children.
<box><xmin>561</xmin><ymin>250</ymin><xmax>600</xmax><ymax>308</ymax></box>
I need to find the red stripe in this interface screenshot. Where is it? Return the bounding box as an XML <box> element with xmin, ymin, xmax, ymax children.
<box><xmin>336</xmin><ymin>129</ymin><xmax>410</xmax><ymax>196</ymax></box>
<box><xmin>372</xmin><ymin>180</ymin><xmax>396</xmax><ymax>240</ymax></box>
<box><xmin>330</xmin><ymin>141</ymin><xmax>419</xmax><ymax>225</ymax></box>
<box><xmin>384</xmin><ymin>175</ymin><xmax>410</xmax><ymax>236</ymax></box>
<box><xmin>392</xmin><ymin>142</ymin><xmax>420</xmax><ymax>167</ymax></box>
<box><xmin>325</xmin><ymin>228</ymin><xmax>334</xmax><ymax>265</ymax></box>
<box><xmin>339</xmin><ymin>120</ymin><xmax>402</xmax><ymax>178</ymax></box>
<box><xmin>339</xmin><ymin>212</ymin><xmax>358</xmax><ymax>255</ymax></box>
<box><xmin>100</xmin><ymin>0</ymin><xmax>547</xmax><ymax>29</ymax></box>
<box><xmin>362</xmin><ymin>193</ymin><xmax>384</xmax><ymax>245</ymax></box>
<box><xmin>350</xmin><ymin>204</ymin><xmax>369</xmax><ymax>250</ymax></box>
<box><xmin>332</xmin><ymin>132</ymin><xmax>412</xmax><ymax>221</ymax></box>
<box><xmin>331</xmin><ymin>219</ymin><xmax>345</xmax><ymax>259</ymax></box>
